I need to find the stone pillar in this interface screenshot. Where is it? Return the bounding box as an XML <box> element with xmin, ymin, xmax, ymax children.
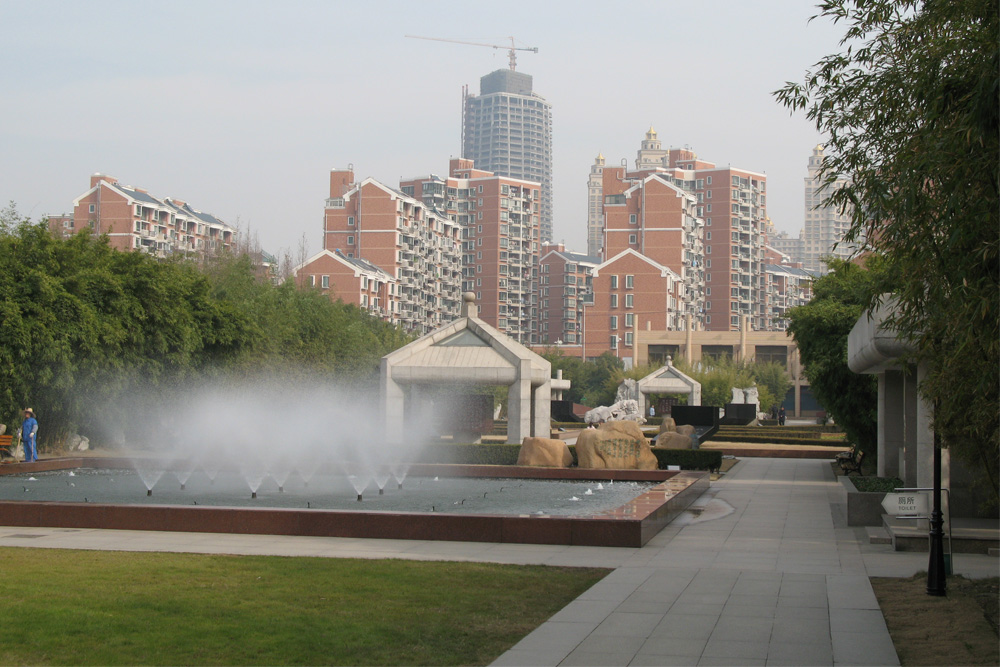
<box><xmin>739</xmin><ymin>315</ymin><xmax>749</xmax><ymax>363</ymax></box>
<box><xmin>878</xmin><ymin>370</ymin><xmax>905</xmax><ymax>478</ymax></box>
<box><xmin>532</xmin><ymin>380</ymin><xmax>551</xmax><ymax>439</ymax></box>
<box><xmin>380</xmin><ymin>359</ymin><xmax>406</xmax><ymax>446</ymax></box>
<box><xmin>507</xmin><ymin>359</ymin><xmax>532</xmax><ymax>444</ymax></box>
<box><xmin>685</xmin><ymin>314</ymin><xmax>694</xmax><ymax>364</ymax></box>
<box><xmin>902</xmin><ymin>365</ymin><xmax>919</xmax><ymax>487</ymax></box>
<box><xmin>915</xmin><ymin>363</ymin><xmax>937</xmax><ymax>491</ymax></box>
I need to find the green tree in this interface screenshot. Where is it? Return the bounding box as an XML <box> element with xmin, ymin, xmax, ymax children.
<box><xmin>776</xmin><ymin>0</ymin><xmax>999</xmax><ymax>501</ymax></box>
<box><xmin>787</xmin><ymin>259</ymin><xmax>878</xmax><ymax>457</ymax></box>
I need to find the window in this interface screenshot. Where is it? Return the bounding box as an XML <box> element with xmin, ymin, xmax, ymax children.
<box><xmin>309</xmin><ymin>275</ymin><xmax>316</xmax><ymax>287</ymax></box>
<box><xmin>610</xmin><ymin>335</ymin><xmax>619</xmax><ymax>350</ymax></box>
<box><xmin>347</xmin><ymin>235</ymin><xmax>354</xmax><ymax>245</ymax></box>
<box><xmin>707</xmin><ymin>176</ymin><xmax>713</xmax><ymax>185</ymax></box>
<box><xmin>478</xmin><ymin>185</ymin><xmax>483</xmax><ymax>193</ymax></box>
<box><xmin>707</xmin><ymin>218</ymin><xmax>712</xmax><ymax>226</ymax></box>
<box><xmin>625</xmin><ymin>313</ymin><xmax>634</xmax><ymax>327</ymax></box>
<box><xmin>629</xmin><ymin>234</ymin><xmax>637</xmax><ymax>244</ymax></box>
<box><xmin>476</xmin><ymin>278</ymin><xmax>482</xmax><ymax>286</ymax></box>
<box><xmin>707</xmin><ymin>287</ymin><xmax>712</xmax><ymax>296</ymax></box>
<box><xmin>477</xmin><ymin>265</ymin><xmax>482</xmax><ymax>273</ymax></box>
<box><xmin>478</xmin><ymin>225</ymin><xmax>483</xmax><ymax>233</ymax></box>
<box><xmin>610</xmin><ymin>275</ymin><xmax>619</xmax><ymax>289</ymax></box>
<box><xmin>707</xmin><ymin>204</ymin><xmax>712</xmax><ymax>212</ymax></box>
<box><xmin>625</xmin><ymin>275</ymin><xmax>634</xmax><ymax>289</ymax></box>
<box><xmin>629</xmin><ymin>214</ymin><xmax>637</xmax><ymax>224</ymax></box>
<box><xmin>610</xmin><ymin>294</ymin><xmax>619</xmax><ymax>308</ymax></box>
<box><xmin>625</xmin><ymin>332</ymin><xmax>633</xmax><ymax>347</ymax></box>
<box><xmin>321</xmin><ymin>276</ymin><xmax>330</xmax><ymax>289</ymax></box>
<box><xmin>707</xmin><ymin>245</ymin><xmax>712</xmax><ymax>254</ymax></box>
<box><xmin>477</xmin><ymin>251</ymin><xmax>482</xmax><ymax>259</ymax></box>
<box><xmin>706</xmin><ymin>231</ymin><xmax>712</xmax><ymax>241</ymax></box>
<box><xmin>707</xmin><ymin>190</ymin><xmax>713</xmax><ymax>199</ymax></box>
<box><xmin>706</xmin><ymin>259</ymin><xmax>712</xmax><ymax>268</ymax></box>
<box><xmin>610</xmin><ymin>315</ymin><xmax>618</xmax><ymax>330</ymax></box>
<box><xmin>625</xmin><ymin>294</ymin><xmax>634</xmax><ymax>308</ymax></box>
<box><xmin>89</xmin><ymin>204</ymin><xmax>95</xmax><ymax>213</ymax></box>
<box><xmin>347</xmin><ymin>216</ymin><xmax>355</xmax><ymax>226</ymax></box>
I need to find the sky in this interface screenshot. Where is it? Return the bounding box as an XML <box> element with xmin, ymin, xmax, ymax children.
<box><xmin>0</xmin><ymin>0</ymin><xmax>845</xmax><ymax>257</ymax></box>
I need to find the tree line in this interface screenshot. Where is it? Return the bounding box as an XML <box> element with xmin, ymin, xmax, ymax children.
<box><xmin>0</xmin><ymin>204</ymin><xmax>411</xmax><ymax>449</ymax></box>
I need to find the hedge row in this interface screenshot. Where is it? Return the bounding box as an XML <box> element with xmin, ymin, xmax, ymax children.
<box><xmin>417</xmin><ymin>443</ymin><xmax>722</xmax><ymax>472</ymax></box>
<box><xmin>708</xmin><ymin>434</ymin><xmax>851</xmax><ymax>447</ymax></box>
<box><xmin>719</xmin><ymin>428</ymin><xmax>826</xmax><ymax>440</ymax></box>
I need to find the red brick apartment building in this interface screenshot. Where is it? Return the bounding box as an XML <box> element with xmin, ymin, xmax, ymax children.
<box><xmin>538</xmin><ymin>244</ymin><xmax>599</xmax><ymax>345</ymax></box>
<box><xmin>64</xmin><ymin>174</ymin><xmax>235</xmax><ymax>257</ymax></box>
<box><xmin>294</xmin><ymin>249</ymin><xmax>396</xmax><ymax>316</ymax></box>
<box><xmin>296</xmin><ymin>159</ymin><xmax>541</xmax><ymax>338</ymax></box>
<box><xmin>400</xmin><ymin>158</ymin><xmax>542</xmax><ymax>343</ymax></box>
<box><xmin>295</xmin><ymin>168</ymin><xmax>464</xmax><ymax>334</ymax></box>
<box><xmin>589</xmin><ymin>129</ymin><xmax>769</xmax><ymax>332</ymax></box>
<box><xmin>582</xmin><ymin>249</ymin><xmax>685</xmax><ymax>363</ymax></box>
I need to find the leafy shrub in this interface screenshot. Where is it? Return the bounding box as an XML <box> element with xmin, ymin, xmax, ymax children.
<box><xmin>850</xmin><ymin>476</ymin><xmax>904</xmax><ymax>493</ymax></box>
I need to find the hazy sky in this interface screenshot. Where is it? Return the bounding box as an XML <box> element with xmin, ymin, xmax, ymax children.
<box><xmin>0</xmin><ymin>1</ymin><xmax>844</xmax><ymax>257</ymax></box>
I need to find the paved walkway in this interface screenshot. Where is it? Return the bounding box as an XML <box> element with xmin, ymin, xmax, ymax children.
<box><xmin>1</xmin><ymin>457</ymin><xmax>995</xmax><ymax>665</ymax></box>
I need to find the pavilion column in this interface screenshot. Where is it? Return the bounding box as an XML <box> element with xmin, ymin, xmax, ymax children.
<box><xmin>380</xmin><ymin>359</ymin><xmax>406</xmax><ymax>446</ymax></box>
<box><xmin>507</xmin><ymin>359</ymin><xmax>532</xmax><ymax>444</ymax></box>
<box><xmin>532</xmin><ymin>380</ymin><xmax>551</xmax><ymax>439</ymax></box>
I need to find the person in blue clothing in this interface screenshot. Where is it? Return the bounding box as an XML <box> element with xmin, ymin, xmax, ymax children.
<box><xmin>18</xmin><ymin>408</ymin><xmax>38</xmax><ymax>463</ymax></box>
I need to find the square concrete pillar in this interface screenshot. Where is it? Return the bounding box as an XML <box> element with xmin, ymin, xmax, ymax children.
<box><xmin>878</xmin><ymin>370</ymin><xmax>905</xmax><ymax>478</ymax></box>
<box><xmin>507</xmin><ymin>359</ymin><xmax>533</xmax><ymax>444</ymax></box>
<box><xmin>916</xmin><ymin>363</ymin><xmax>937</xmax><ymax>491</ymax></box>
<box><xmin>532</xmin><ymin>380</ymin><xmax>551</xmax><ymax>438</ymax></box>
<box><xmin>380</xmin><ymin>360</ymin><xmax>406</xmax><ymax>446</ymax></box>
<box><xmin>902</xmin><ymin>365</ymin><xmax>919</xmax><ymax>487</ymax></box>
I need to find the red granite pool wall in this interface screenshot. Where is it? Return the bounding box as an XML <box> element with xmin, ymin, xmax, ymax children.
<box><xmin>0</xmin><ymin>459</ymin><xmax>709</xmax><ymax>548</ymax></box>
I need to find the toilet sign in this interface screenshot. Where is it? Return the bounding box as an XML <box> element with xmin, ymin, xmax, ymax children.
<box><xmin>881</xmin><ymin>492</ymin><xmax>929</xmax><ymax>517</ymax></box>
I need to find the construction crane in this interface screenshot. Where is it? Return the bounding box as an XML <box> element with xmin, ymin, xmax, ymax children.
<box><xmin>405</xmin><ymin>35</ymin><xmax>538</xmax><ymax>71</ymax></box>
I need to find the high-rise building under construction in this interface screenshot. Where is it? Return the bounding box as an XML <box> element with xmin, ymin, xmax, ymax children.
<box><xmin>463</xmin><ymin>69</ymin><xmax>553</xmax><ymax>243</ymax></box>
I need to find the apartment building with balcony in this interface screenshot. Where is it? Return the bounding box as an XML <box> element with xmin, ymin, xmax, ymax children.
<box><xmin>463</xmin><ymin>69</ymin><xmax>553</xmax><ymax>243</ymax></box>
<box><xmin>294</xmin><ymin>249</ymin><xmax>396</xmax><ymax>317</ymax></box>
<box><xmin>586</xmin><ymin>154</ymin><xmax>606</xmax><ymax>257</ymax></box>
<box><xmin>582</xmin><ymin>249</ymin><xmax>685</xmax><ymax>364</ymax></box>
<box><xmin>590</xmin><ymin>129</ymin><xmax>770</xmax><ymax>332</ymax></box>
<box><xmin>400</xmin><ymin>158</ymin><xmax>542</xmax><ymax>344</ymax></box>
<box><xmin>803</xmin><ymin>144</ymin><xmax>857</xmax><ymax>274</ymax></box>
<box><xmin>314</xmin><ymin>169</ymin><xmax>464</xmax><ymax>333</ymax></box>
<box><xmin>600</xmin><ymin>169</ymin><xmax>706</xmax><ymax>328</ymax></box>
<box><xmin>67</xmin><ymin>174</ymin><xmax>235</xmax><ymax>257</ymax></box>
<box><xmin>538</xmin><ymin>244</ymin><xmax>599</xmax><ymax>346</ymax></box>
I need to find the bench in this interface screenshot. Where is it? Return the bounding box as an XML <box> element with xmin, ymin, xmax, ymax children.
<box><xmin>837</xmin><ymin>445</ymin><xmax>865</xmax><ymax>475</ymax></box>
<box><xmin>0</xmin><ymin>435</ymin><xmax>14</xmax><ymax>461</ymax></box>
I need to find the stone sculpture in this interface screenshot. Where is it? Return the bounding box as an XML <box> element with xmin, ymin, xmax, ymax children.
<box><xmin>517</xmin><ymin>437</ymin><xmax>573</xmax><ymax>468</ymax></box>
<box><xmin>576</xmin><ymin>421</ymin><xmax>658</xmax><ymax>470</ymax></box>
<box><xmin>584</xmin><ymin>399</ymin><xmax>645</xmax><ymax>425</ymax></box>
<box><xmin>730</xmin><ymin>387</ymin><xmax>745</xmax><ymax>404</ymax></box>
<box><xmin>615</xmin><ymin>378</ymin><xmax>640</xmax><ymax>404</ymax></box>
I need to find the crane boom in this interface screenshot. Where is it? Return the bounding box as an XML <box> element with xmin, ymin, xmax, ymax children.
<box><xmin>405</xmin><ymin>34</ymin><xmax>538</xmax><ymax>71</ymax></box>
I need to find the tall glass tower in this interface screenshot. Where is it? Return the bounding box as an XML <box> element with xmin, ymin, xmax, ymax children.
<box><xmin>463</xmin><ymin>69</ymin><xmax>553</xmax><ymax>242</ymax></box>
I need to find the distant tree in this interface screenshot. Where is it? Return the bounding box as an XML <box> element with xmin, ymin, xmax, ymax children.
<box><xmin>787</xmin><ymin>259</ymin><xmax>878</xmax><ymax>456</ymax></box>
<box><xmin>776</xmin><ymin>0</ymin><xmax>998</xmax><ymax>501</ymax></box>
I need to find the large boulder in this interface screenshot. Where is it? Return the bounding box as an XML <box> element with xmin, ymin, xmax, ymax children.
<box><xmin>576</xmin><ymin>421</ymin><xmax>658</xmax><ymax>470</ymax></box>
<box><xmin>517</xmin><ymin>437</ymin><xmax>573</xmax><ymax>468</ymax></box>
<box><xmin>675</xmin><ymin>424</ymin><xmax>696</xmax><ymax>437</ymax></box>
<box><xmin>658</xmin><ymin>418</ymin><xmax>677</xmax><ymax>434</ymax></box>
<box><xmin>655</xmin><ymin>431</ymin><xmax>695</xmax><ymax>449</ymax></box>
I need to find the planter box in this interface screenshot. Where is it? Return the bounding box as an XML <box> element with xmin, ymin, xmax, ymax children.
<box><xmin>841</xmin><ymin>476</ymin><xmax>887</xmax><ymax>526</ymax></box>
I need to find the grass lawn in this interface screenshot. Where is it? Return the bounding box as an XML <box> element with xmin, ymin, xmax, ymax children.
<box><xmin>0</xmin><ymin>547</ymin><xmax>608</xmax><ymax>666</ymax></box>
<box><xmin>872</xmin><ymin>573</ymin><xmax>999</xmax><ymax>666</ymax></box>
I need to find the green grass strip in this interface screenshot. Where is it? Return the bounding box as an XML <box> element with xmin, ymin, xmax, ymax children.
<box><xmin>0</xmin><ymin>548</ymin><xmax>607</xmax><ymax>666</ymax></box>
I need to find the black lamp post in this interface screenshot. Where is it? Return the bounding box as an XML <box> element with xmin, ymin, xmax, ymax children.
<box><xmin>926</xmin><ymin>410</ymin><xmax>946</xmax><ymax>596</ymax></box>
